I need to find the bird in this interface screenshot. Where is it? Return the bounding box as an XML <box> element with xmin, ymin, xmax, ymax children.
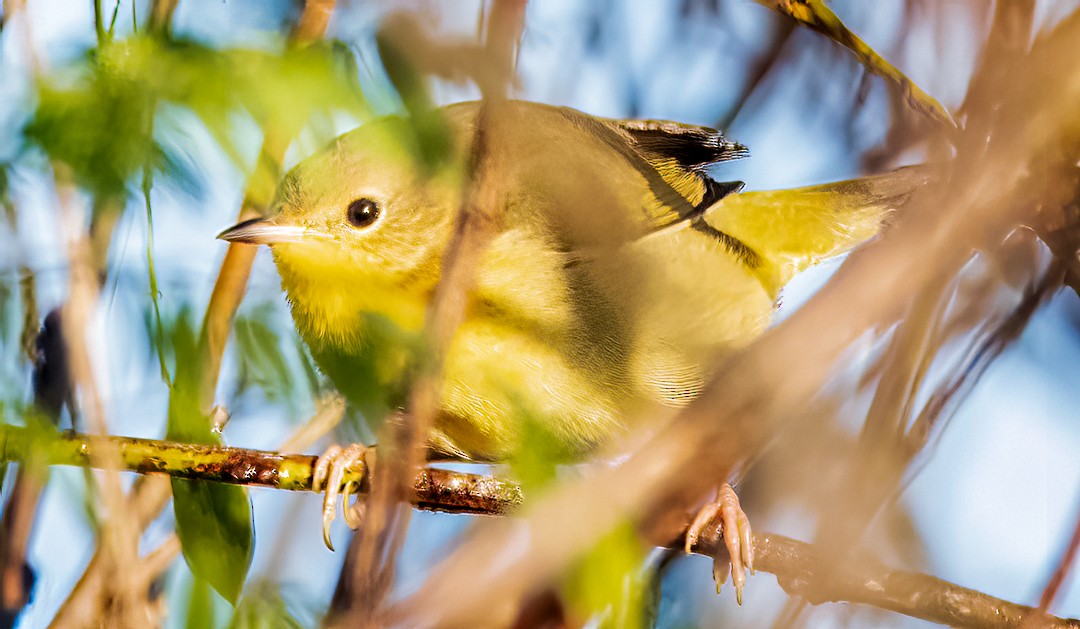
<box><xmin>218</xmin><ymin>100</ymin><xmax>925</xmax><ymax>601</ymax></box>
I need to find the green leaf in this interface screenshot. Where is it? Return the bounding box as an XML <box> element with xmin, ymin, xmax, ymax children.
<box><xmin>166</xmin><ymin>314</ymin><xmax>254</xmax><ymax>606</ymax></box>
<box><xmin>184</xmin><ymin>575</ymin><xmax>218</xmax><ymax>629</ymax></box>
<box><xmin>508</xmin><ymin>409</ymin><xmax>568</xmax><ymax>496</ymax></box>
<box><xmin>173</xmin><ymin>478</ymin><xmax>254</xmax><ymax>606</ymax></box>
<box><xmin>165</xmin><ymin>313</ymin><xmax>208</xmax><ymax>442</ymax></box>
<box><xmin>229</xmin><ymin>582</ymin><xmax>305</xmax><ymax>629</ymax></box>
<box><xmin>563</xmin><ymin>521</ymin><xmax>649</xmax><ymax>629</ymax></box>
<box><xmin>26</xmin><ymin>35</ymin><xmax>368</xmax><ymax>201</ymax></box>
<box><xmin>373</xmin><ymin>30</ymin><xmax>453</xmax><ymax>173</ymax></box>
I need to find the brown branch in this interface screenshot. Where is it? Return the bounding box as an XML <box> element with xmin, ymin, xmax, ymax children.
<box><xmin>197</xmin><ymin>0</ymin><xmax>337</xmax><ymax>419</ymax></box>
<box><xmin>0</xmin><ymin>425</ymin><xmax>524</xmax><ymax>515</ymax></box>
<box><xmin>737</xmin><ymin>534</ymin><xmax>1080</xmax><ymax>629</ymax></box>
<box><xmin>2</xmin><ymin>424</ymin><xmax>1076</xmax><ymax>628</ymax></box>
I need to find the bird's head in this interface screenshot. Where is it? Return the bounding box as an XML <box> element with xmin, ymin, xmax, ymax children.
<box><xmin>218</xmin><ymin>116</ymin><xmax>466</xmax><ymax>344</ymax></box>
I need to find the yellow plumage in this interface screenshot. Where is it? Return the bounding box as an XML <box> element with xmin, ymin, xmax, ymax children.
<box><xmin>219</xmin><ymin>100</ymin><xmax>923</xmax><ymax>461</ymax></box>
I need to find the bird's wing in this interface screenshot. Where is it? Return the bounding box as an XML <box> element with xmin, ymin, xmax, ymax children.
<box><xmin>447</xmin><ymin>101</ymin><xmax>767</xmax><ymax>270</ymax></box>
<box><xmin>550</xmin><ymin>106</ymin><xmax>748</xmax><ymax>227</ymax></box>
<box><xmin>612</xmin><ymin>118</ymin><xmax>749</xmax><ymax>207</ymax></box>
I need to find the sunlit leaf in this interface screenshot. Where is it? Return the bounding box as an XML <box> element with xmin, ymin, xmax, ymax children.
<box><xmin>25</xmin><ymin>35</ymin><xmax>367</xmax><ymax>202</ymax></box>
<box><xmin>508</xmin><ymin>409</ymin><xmax>570</xmax><ymax>496</ymax></box>
<box><xmin>141</xmin><ymin>166</ymin><xmax>170</xmax><ymax>384</ymax></box>
<box><xmin>373</xmin><ymin>30</ymin><xmax>453</xmax><ymax>173</ymax></box>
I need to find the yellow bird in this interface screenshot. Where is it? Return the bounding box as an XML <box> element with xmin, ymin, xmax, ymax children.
<box><xmin>219</xmin><ymin>100</ymin><xmax>924</xmax><ymax>598</ymax></box>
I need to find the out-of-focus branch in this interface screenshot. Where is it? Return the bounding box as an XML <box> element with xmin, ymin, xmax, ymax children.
<box><xmin>3</xmin><ymin>423</ymin><xmax>1077</xmax><ymax>629</ymax></box>
<box><xmin>716</xmin><ymin>19</ymin><xmax>795</xmax><ymax>130</ymax></box>
<box><xmin>292</xmin><ymin>0</ymin><xmax>336</xmax><ymax>45</ymax></box>
<box><xmin>719</xmin><ymin>533</ymin><xmax>1080</xmax><ymax>629</ymax></box>
<box><xmin>0</xmin><ymin>465</ymin><xmax>44</xmax><ymax>620</ymax></box>
<box><xmin>0</xmin><ymin>165</ymin><xmax>47</xmax><ymax>626</ymax></box>
<box><xmin>1037</xmin><ymin>501</ymin><xmax>1080</xmax><ymax>616</ymax></box>
<box><xmin>6</xmin><ymin>3</ymin><xmax>140</xmax><ymax>623</ymax></box>
<box><xmin>331</xmin><ymin>3</ymin><xmax>526</xmax><ymax>623</ymax></box>
<box><xmin>390</xmin><ymin>9</ymin><xmax>1080</xmax><ymax>627</ymax></box>
<box><xmin>54</xmin><ymin>396</ymin><xmax>346</xmax><ymax>623</ymax></box>
<box><xmin>755</xmin><ymin>0</ymin><xmax>954</xmax><ymax>126</ymax></box>
<box><xmin>960</xmin><ymin>0</ymin><xmax>1035</xmax><ymax>118</ymax></box>
<box><xmin>196</xmin><ymin>0</ymin><xmax>337</xmax><ymax>420</ymax></box>
<box><xmin>55</xmin><ymin>175</ymin><xmax>148</xmax><ymax>628</ymax></box>
<box><xmin>131</xmin><ymin>0</ymin><xmax>339</xmax><ymax>522</ymax></box>
<box><xmin>56</xmin><ymin>1</ymin><xmax>340</xmax><ymax>622</ymax></box>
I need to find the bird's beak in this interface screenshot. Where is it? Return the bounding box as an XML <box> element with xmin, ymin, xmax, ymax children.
<box><xmin>217</xmin><ymin>217</ymin><xmax>308</xmax><ymax>245</ymax></box>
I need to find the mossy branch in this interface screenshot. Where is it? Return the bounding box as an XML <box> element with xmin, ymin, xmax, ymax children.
<box><xmin>0</xmin><ymin>424</ymin><xmax>521</xmax><ymax>516</ymax></box>
<box><xmin>2</xmin><ymin>423</ymin><xmax>1077</xmax><ymax>629</ymax></box>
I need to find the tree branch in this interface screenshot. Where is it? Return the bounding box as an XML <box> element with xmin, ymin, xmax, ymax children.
<box><xmin>3</xmin><ymin>424</ymin><xmax>1076</xmax><ymax>629</ymax></box>
<box><xmin>0</xmin><ymin>425</ymin><xmax>522</xmax><ymax>515</ymax></box>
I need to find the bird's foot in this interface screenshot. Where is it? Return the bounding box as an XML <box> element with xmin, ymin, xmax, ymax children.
<box><xmin>311</xmin><ymin>443</ymin><xmax>372</xmax><ymax>551</ymax></box>
<box><xmin>684</xmin><ymin>483</ymin><xmax>754</xmax><ymax>604</ymax></box>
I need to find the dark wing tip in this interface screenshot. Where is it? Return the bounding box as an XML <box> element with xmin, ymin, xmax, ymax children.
<box><xmin>615</xmin><ymin>119</ymin><xmax>749</xmax><ymax>170</ymax></box>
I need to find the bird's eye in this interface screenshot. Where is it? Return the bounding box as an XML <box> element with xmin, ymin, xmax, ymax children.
<box><xmin>346</xmin><ymin>198</ymin><xmax>380</xmax><ymax>229</ymax></box>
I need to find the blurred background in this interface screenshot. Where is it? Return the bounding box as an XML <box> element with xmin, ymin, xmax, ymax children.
<box><xmin>1</xmin><ymin>0</ymin><xmax>1079</xmax><ymax>627</ymax></box>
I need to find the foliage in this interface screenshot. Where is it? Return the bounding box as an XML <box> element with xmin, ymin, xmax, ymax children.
<box><xmin>25</xmin><ymin>35</ymin><xmax>366</xmax><ymax>202</ymax></box>
<box><xmin>166</xmin><ymin>313</ymin><xmax>254</xmax><ymax>605</ymax></box>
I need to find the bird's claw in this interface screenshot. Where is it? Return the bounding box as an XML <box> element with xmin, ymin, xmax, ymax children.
<box><xmin>311</xmin><ymin>443</ymin><xmax>369</xmax><ymax>551</ymax></box>
<box><xmin>684</xmin><ymin>483</ymin><xmax>754</xmax><ymax>604</ymax></box>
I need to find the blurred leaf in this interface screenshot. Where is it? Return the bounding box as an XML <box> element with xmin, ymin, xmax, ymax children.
<box><xmin>167</xmin><ymin>314</ymin><xmax>254</xmax><ymax>605</ymax></box>
<box><xmin>508</xmin><ymin>409</ymin><xmax>569</xmax><ymax>496</ymax></box>
<box><xmin>0</xmin><ymin>274</ymin><xmax>19</xmax><ymax>395</ymax></box>
<box><xmin>234</xmin><ymin>306</ymin><xmax>294</xmax><ymax>407</ymax></box>
<box><xmin>0</xmin><ymin>165</ymin><xmax>10</xmax><ymax>216</ymax></box>
<box><xmin>25</xmin><ymin>35</ymin><xmax>367</xmax><ymax>202</ymax></box>
<box><xmin>185</xmin><ymin>575</ymin><xmax>218</xmax><ymax>629</ymax></box>
<box><xmin>229</xmin><ymin>583</ymin><xmax>305</xmax><ymax>629</ymax></box>
<box><xmin>141</xmin><ymin>166</ymin><xmax>170</xmax><ymax>384</ymax></box>
<box><xmin>563</xmin><ymin>521</ymin><xmax>649</xmax><ymax>629</ymax></box>
<box><xmin>374</xmin><ymin>29</ymin><xmax>453</xmax><ymax>173</ymax></box>
<box><xmin>165</xmin><ymin>313</ymin><xmax>209</xmax><ymax>443</ymax></box>
<box><xmin>25</xmin><ymin>50</ymin><xmax>156</xmax><ymax>198</ymax></box>
<box><xmin>295</xmin><ymin>337</ymin><xmax>323</xmax><ymax>400</ymax></box>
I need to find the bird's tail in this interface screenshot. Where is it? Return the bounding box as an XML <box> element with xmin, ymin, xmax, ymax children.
<box><xmin>705</xmin><ymin>165</ymin><xmax>931</xmax><ymax>297</ymax></box>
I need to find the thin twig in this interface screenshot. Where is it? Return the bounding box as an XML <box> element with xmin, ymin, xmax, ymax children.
<box><xmin>755</xmin><ymin>0</ymin><xmax>954</xmax><ymax>127</ymax></box>
<box><xmin>54</xmin><ymin>175</ymin><xmax>146</xmax><ymax>627</ymax></box>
